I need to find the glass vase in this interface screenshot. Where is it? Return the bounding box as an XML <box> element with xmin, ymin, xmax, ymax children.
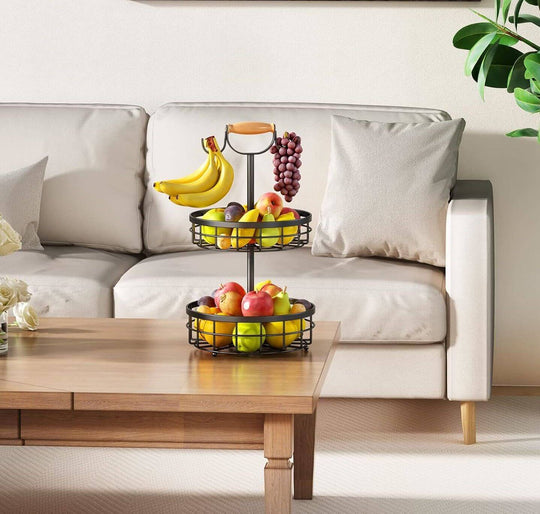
<box><xmin>0</xmin><ymin>311</ymin><xmax>7</xmax><ymax>355</ymax></box>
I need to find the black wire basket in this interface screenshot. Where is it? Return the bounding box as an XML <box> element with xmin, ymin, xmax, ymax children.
<box><xmin>189</xmin><ymin>208</ymin><xmax>312</xmax><ymax>251</ymax></box>
<box><xmin>186</xmin><ymin>299</ymin><xmax>315</xmax><ymax>356</ymax></box>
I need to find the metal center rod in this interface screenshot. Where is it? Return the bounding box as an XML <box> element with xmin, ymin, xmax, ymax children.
<box><xmin>247</xmin><ymin>153</ymin><xmax>255</xmax><ymax>292</ymax></box>
<box><xmin>247</xmin><ymin>154</ymin><xmax>255</xmax><ymax>210</ymax></box>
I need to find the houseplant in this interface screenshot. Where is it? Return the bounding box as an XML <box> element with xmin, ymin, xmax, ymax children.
<box><xmin>453</xmin><ymin>0</ymin><xmax>540</xmax><ymax>141</ymax></box>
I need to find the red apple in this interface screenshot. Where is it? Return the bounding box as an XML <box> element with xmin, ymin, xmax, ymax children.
<box><xmin>241</xmin><ymin>291</ymin><xmax>274</xmax><ymax>317</ymax></box>
<box><xmin>214</xmin><ymin>282</ymin><xmax>246</xmax><ymax>307</ymax></box>
<box><xmin>218</xmin><ymin>290</ymin><xmax>243</xmax><ymax>316</ymax></box>
<box><xmin>260</xmin><ymin>282</ymin><xmax>282</xmax><ymax>298</ymax></box>
<box><xmin>256</xmin><ymin>192</ymin><xmax>283</xmax><ymax>219</ymax></box>
<box><xmin>280</xmin><ymin>207</ymin><xmax>300</xmax><ymax>219</ymax></box>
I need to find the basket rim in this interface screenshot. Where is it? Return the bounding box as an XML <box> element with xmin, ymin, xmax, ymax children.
<box><xmin>189</xmin><ymin>208</ymin><xmax>312</xmax><ymax>229</ymax></box>
<box><xmin>186</xmin><ymin>299</ymin><xmax>315</xmax><ymax>323</ymax></box>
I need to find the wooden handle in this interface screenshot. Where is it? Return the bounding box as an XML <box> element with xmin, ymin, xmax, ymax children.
<box><xmin>227</xmin><ymin>122</ymin><xmax>275</xmax><ymax>135</ymax></box>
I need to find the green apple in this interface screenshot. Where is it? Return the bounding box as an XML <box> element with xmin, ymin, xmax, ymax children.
<box><xmin>233</xmin><ymin>323</ymin><xmax>266</xmax><ymax>353</ymax></box>
<box><xmin>273</xmin><ymin>288</ymin><xmax>290</xmax><ymax>316</ymax></box>
<box><xmin>201</xmin><ymin>209</ymin><xmax>227</xmax><ymax>245</ymax></box>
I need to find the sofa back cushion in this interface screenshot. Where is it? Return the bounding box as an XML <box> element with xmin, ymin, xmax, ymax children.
<box><xmin>144</xmin><ymin>102</ymin><xmax>450</xmax><ymax>254</ymax></box>
<box><xmin>0</xmin><ymin>104</ymin><xmax>148</xmax><ymax>254</ymax></box>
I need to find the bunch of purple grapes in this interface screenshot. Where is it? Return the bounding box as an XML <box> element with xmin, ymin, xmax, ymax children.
<box><xmin>270</xmin><ymin>131</ymin><xmax>303</xmax><ymax>202</ymax></box>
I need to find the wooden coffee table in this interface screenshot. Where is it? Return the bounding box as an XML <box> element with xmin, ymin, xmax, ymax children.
<box><xmin>0</xmin><ymin>318</ymin><xmax>339</xmax><ymax>513</ymax></box>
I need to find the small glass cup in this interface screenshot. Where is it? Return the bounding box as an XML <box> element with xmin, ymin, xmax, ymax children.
<box><xmin>0</xmin><ymin>311</ymin><xmax>8</xmax><ymax>355</ymax></box>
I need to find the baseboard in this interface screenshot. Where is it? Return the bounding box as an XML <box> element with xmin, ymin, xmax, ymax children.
<box><xmin>492</xmin><ymin>386</ymin><xmax>540</xmax><ymax>396</ymax></box>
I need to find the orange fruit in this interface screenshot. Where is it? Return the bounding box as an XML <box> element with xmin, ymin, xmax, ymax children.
<box><xmin>195</xmin><ymin>306</ymin><xmax>219</xmax><ymax>332</ymax></box>
<box><xmin>199</xmin><ymin>312</ymin><xmax>235</xmax><ymax>348</ymax></box>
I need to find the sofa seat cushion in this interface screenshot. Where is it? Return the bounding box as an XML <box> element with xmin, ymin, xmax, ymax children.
<box><xmin>114</xmin><ymin>249</ymin><xmax>446</xmax><ymax>342</ymax></box>
<box><xmin>1</xmin><ymin>246</ymin><xmax>139</xmax><ymax>317</ymax></box>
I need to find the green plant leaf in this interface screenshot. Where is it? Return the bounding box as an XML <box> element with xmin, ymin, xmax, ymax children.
<box><xmin>495</xmin><ymin>0</ymin><xmax>501</xmax><ymax>20</ymax></box>
<box><xmin>531</xmin><ymin>79</ymin><xmax>540</xmax><ymax>94</ymax></box>
<box><xmin>524</xmin><ymin>53</ymin><xmax>540</xmax><ymax>81</ymax></box>
<box><xmin>509</xmin><ymin>14</ymin><xmax>540</xmax><ymax>26</ymax></box>
<box><xmin>465</xmin><ymin>33</ymin><xmax>500</xmax><ymax>76</ymax></box>
<box><xmin>453</xmin><ymin>23</ymin><xmax>497</xmax><ymax>49</ymax></box>
<box><xmin>514</xmin><ymin>87</ymin><xmax>540</xmax><ymax>112</ymax></box>
<box><xmin>507</xmin><ymin>52</ymin><xmax>535</xmax><ymax>91</ymax></box>
<box><xmin>502</xmin><ymin>0</ymin><xmax>514</xmax><ymax>22</ymax></box>
<box><xmin>514</xmin><ymin>0</ymin><xmax>525</xmax><ymax>30</ymax></box>
<box><xmin>506</xmin><ymin>128</ymin><xmax>539</xmax><ymax>137</ymax></box>
<box><xmin>472</xmin><ymin>9</ymin><xmax>540</xmax><ymax>51</ymax></box>
<box><xmin>523</xmin><ymin>0</ymin><xmax>538</xmax><ymax>5</ymax></box>
<box><xmin>479</xmin><ymin>42</ymin><xmax>500</xmax><ymax>99</ymax></box>
<box><xmin>473</xmin><ymin>45</ymin><xmax>523</xmax><ymax>89</ymax></box>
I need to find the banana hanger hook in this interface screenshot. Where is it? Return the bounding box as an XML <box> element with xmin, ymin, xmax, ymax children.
<box><xmin>201</xmin><ymin>133</ymin><xmax>227</xmax><ymax>154</ymax></box>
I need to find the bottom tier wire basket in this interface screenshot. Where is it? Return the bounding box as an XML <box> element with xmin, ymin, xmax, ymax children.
<box><xmin>186</xmin><ymin>299</ymin><xmax>315</xmax><ymax>356</ymax></box>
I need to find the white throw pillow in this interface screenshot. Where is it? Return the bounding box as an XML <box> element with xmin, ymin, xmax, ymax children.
<box><xmin>312</xmin><ymin>116</ymin><xmax>466</xmax><ymax>266</ymax></box>
<box><xmin>0</xmin><ymin>157</ymin><xmax>48</xmax><ymax>251</ymax></box>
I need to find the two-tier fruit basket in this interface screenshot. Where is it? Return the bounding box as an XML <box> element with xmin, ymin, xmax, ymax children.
<box><xmin>185</xmin><ymin>122</ymin><xmax>315</xmax><ymax>356</ymax></box>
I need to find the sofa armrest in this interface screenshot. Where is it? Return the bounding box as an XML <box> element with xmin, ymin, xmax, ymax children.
<box><xmin>446</xmin><ymin>180</ymin><xmax>494</xmax><ymax>401</ymax></box>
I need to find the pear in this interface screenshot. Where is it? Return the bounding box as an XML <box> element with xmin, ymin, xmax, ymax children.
<box><xmin>273</xmin><ymin>287</ymin><xmax>291</xmax><ymax>316</ymax></box>
<box><xmin>255</xmin><ymin>211</ymin><xmax>280</xmax><ymax>248</ymax></box>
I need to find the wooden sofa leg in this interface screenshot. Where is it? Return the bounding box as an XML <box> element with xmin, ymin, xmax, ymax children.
<box><xmin>460</xmin><ymin>401</ymin><xmax>476</xmax><ymax>445</ymax></box>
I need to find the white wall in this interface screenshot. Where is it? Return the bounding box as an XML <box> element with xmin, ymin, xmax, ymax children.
<box><xmin>1</xmin><ymin>0</ymin><xmax>539</xmax><ymax>385</ymax></box>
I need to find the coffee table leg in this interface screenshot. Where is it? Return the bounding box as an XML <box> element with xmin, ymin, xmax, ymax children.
<box><xmin>264</xmin><ymin>413</ymin><xmax>293</xmax><ymax>514</ymax></box>
<box><xmin>293</xmin><ymin>408</ymin><xmax>316</xmax><ymax>500</ymax></box>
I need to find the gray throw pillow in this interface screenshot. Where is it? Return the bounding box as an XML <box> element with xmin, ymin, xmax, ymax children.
<box><xmin>0</xmin><ymin>157</ymin><xmax>48</xmax><ymax>251</ymax></box>
<box><xmin>312</xmin><ymin>115</ymin><xmax>465</xmax><ymax>266</ymax></box>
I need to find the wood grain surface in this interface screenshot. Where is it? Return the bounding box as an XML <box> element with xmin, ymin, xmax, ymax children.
<box><xmin>21</xmin><ymin>410</ymin><xmax>264</xmax><ymax>445</ymax></box>
<box><xmin>0</xmin><ymin>409</ymin><xmax>19</xmax><ymax>440</ymax></box>
<box><xmin>0</xmin><ymin>380</ymin><xmax>71</xmax><ymax>409</ymax></box>
<box><xmin>264</xmin><ymin>414</ymin><xmax>294</xmax><ymax>513</ymax></box>
<box><xmin>23</xmin><ymin>440</ymin><xmax>263</xmax><ymax>450</ymax></box>
<box><xmin>0</xmin><ymin>319</ymin><xmax>339</xmax><ymax>414</ymax></box>
<box><xmin>293</xmin><ymin>410</ymin><xmax>316</xmax><ymax>499</ymax></box>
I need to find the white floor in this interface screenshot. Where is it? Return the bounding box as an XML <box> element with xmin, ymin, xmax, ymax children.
<box><xmin>1</xmin><ymin>397</ymin><xmax>539</xmax><ymax>513</ymax></box>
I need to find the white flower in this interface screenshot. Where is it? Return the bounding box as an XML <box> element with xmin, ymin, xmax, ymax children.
<box><xmin>0</xmin><ymin>215</ymin><xmax>22</xmax><ymax>256</ymax></box>
<box><xmin>13</xmin><ymin>302</ymin><xmax>39</xmax><ymax>331</ymax></box>
<box><xmin>0</xmin><ymin>279</ymin><xmax>17</xmax><ymax>313</ymax></box>
<box><xmin>9</xmin><ymin>278</ymin><xmax>31</xmax><ymax>303</ymax></box>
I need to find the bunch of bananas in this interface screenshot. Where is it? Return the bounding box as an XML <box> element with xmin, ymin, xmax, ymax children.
<box><xmin>153</xmin><ymin>136</ymin><xmax>234</xmax><ymax>208</ymax></box>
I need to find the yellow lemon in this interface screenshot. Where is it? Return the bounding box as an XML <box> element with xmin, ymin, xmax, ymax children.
<box><xmin>264</xmin><ymin>319</ymin><xmax>304</xmax><ymax>349</ymax></box>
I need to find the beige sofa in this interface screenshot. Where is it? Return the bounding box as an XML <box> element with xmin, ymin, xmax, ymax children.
<box><xmin>0</xmin><ymin>102</ymin><xmax>493</xmax><ymax>444</ymax></box>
